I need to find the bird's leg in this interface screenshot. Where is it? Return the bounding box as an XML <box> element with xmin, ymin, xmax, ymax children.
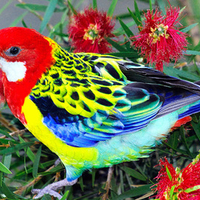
<box><xmin>32</xmin><ymin>178</ymin><xmax>77</xmax><ymax>200</ymax></box>
<box><xmin>54</xmin><ymin>158</ymin><xmax>61</xmax><ymax>166</ymax></box>
<box><xmin>102</xmin><ymin>166</ymin><xmax>114</xmax><ymax>200</ymax></box>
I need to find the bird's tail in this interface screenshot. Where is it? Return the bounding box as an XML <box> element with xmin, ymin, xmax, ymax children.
<box><xmin>178</xmin><ymin>99</ymin><xmax>200</xmax><ymax>120</ymax></box>
<box><xmin>178</xmin><ymin>80</ymin><xmax>200</xmax><ymax>120</ymax></box>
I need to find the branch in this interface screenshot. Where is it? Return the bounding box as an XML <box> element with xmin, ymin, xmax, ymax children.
<box><xmin>0</xmin><ymin>113</ymin><xmax>18</xmax><ymax>132</ymax></box>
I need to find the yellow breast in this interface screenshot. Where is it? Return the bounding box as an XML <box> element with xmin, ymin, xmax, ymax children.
<box><xmin>21</xmin><ymin>97</ymin><xmax>98</xmax><ymax>167</ymax></box>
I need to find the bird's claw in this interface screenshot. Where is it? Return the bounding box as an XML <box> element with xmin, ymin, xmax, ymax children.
<box><xmin>32</xmin><ymin>188</ymin><xmax>63</xmax><ymax>199</ymax></box>
<box><xmin>32</xmin><ymin>179</ymin><xmax>77</xmax><ymax>199</ymax></box>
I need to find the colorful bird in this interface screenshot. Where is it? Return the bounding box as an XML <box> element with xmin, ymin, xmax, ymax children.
<box><xmin>0</xmin><ymin>27</ymin><xmax>200</xmax><ymax>199</ymax></box>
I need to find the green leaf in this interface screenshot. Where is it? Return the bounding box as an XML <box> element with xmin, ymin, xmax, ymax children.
<box><xmin>119</xmin><ymin>168</ymin><xmax>124</xmax><ymax>192</ymax></box>
<box><xmin>0</xmin><ymin>162</ymin><xmax>12</xmax><ymax>174</ymax></box>
<box><xmin>40</xmin><ymin>163</ymin><xmax>64</xmax><ymax>176</ymax></box>
<box><xmin>92</xmin><ymin>169</ymin><xmax>96</xmax><ymax>187</ymax></box>
<box><xmin>167</xmin><ymin>130</ymin><xmax>179</xmax><ymax>150</ymax></box>
<box><xmin>3</xmin><ymin>154</ymin><xmax>12</xmax><ymax>170</ymax></box>
<box><xmin>112</xmin><ymin>184</ymin><xmax>152</xmax><ymax>200</ymax></box>
<box><xmin>67</xmin><ymin>0</ymin><xmax>77</xmax><ymax>15</ymax></box>
<box><xmin>0</xmin><ymin>171</ymin><xmax>2</xmax><ymax>187</ymax></box>
<box><xmin>179</xmin><ymin>6</ymin><xmax>186</xmax><ymax>16</ymax></box>
<box><xmin>149</xmin><ymin>0</ymin><xmax>153</xmax><ymax>11</ymax></box>
<box><xmin>185</xmin><ymin>185</ymin><xmax>200</xmax><ymax>193</ymax></box>
<box><xmin>157</xmin><ymin>0</ymin><xmax>166</xmax><ymax>14</ymax></box>
<box><xmin>187</xmin><ymin>41</ymin><xmax>200</xmax><ymax>63</ymax></box>
<box><xmin>163</xmin><ymin>66</ymin><xmax>200</xmax><ymax>82</ymax></box>
<box><xmin>61</xmin><ymin>190</ymin><xmax>69</xmax><ymax>200</ymax></box>
<box><xmin>32</xmin><ymin>145</ymin><xmax>42</xmax><ymax>178</ymax></box>
<box><xmin>107</xmin><ymin>0</ymin><xmax>118</xmax><ymax>16</ymax></box>
<box><xmin>0</xmin><ymin>142</ymin><xmax>33</xmax><ymax>155</ymax></box>
<box><xmin>166</xmin><ymin>166</ymin><xmax>172</xmax><ymax>181</ymax></box>
<box><xmin>114</xmin><ymin>20</ymin><xmax>136</xmax><ymax>36</ymax></box>
<box><xmin>19</xmin><ymin>136</ymin><xmax>35</xmax><ymax>163</ymax></box>
<box><xmin>0</xmin><ymin>0</ymin><xmax>13</xmax><ymax>15</ymax></box>
<box><xmin>39</xmin><ymin>0</ymin><xmax>58</xmax><ymax>33</ymax></box>
<box><xmin>120</xmin><ymin>166</ymin><xmax>147</xmax><ymax>181</ymax></box>
<box><xmin>0</xmin><ymin>182</ymin><xmax>17</xmax><ymax>199</ymax></box>
<box><xmin>16</xmin><ymin>3</ymin><xmax>46</xmax><ymax>12</ymax></box>
<box><xmin>93</xmin><ymin>0</ymin><xmax>97</xmax><ymax>9</ymax></box>
<box><xmin>106</xmin><ymin>37</ymin><xmax>127</xmax><ymax>52</ymax></box>
<box><xmin>42</xmin><ymin>194</ymin><xmax>52</xmax><ymax>199</ymax></box>
<box><xmin>118</xmin><ymin>18</ymin><xmax>134</xmax><ymax>37</ymax></box>
<box><xmin>108</xmin><ymin>52</ymin><xmax>138</xmax><ymax>58</ymax></box>
<box><xmin>10</xmin><ymin>11</ymin><xmax>28</xmax><ymax>27</ymax></box>
<box><xmin>134</xmin><ymin>0</ymin><xmax>142</xmax><ymax>23</ymax></box>
<box><xmin>192</xmin><ymin>119</ymin><xmax>200</xmax><ymax>141</ymax></box>
<box><xmin>116</xmin><ymin>12</ymin><xmax>134</xmax><ymax>20</ymax></box>
<box><xmin>184</xmin><ymin>50</ymin><xmax>200</xmax><ymax>55</ymax></box>
<box><xmin>26</xmin><ymin>147</ymin><xmax>36</xmax><ymax>163</ymax></box>
<box><xmin>180</xmin><ymin>126</ymin><xmax>193</xmax><ymax>158</ymax></box>
<box><xmin>22</xmin><ymin>19</ymin><xmax>28</xmax><ymax>28</ymax></box>
<box><xmin>0</xmin><ymin>129</ymin><xmax>15</xmax><ymax>140</ymax></box>
<box><xmin>16</xmin><ymin>3</ymin><xmax>63</xmax><ymax>12</ymax></box>
<box><xmin>79</xmin><ymin>176</ymin><xmax>84</xmax><ymax>191</ymax></box>
<box><xmin>170</xmin><ymin>185</ymin><xmax>175</xmax><ymax>198</ymax></box>
<box><xmin>127</xmin><ymin>8</ymin><xmax>142</xmax><ymax>28</ymax></box>
<box><xmin>161</xmin><ymin>141</ymin><xmax>192</xmax><ymax>156</ymax></box>
<box><xmin>181</xmin><ymin>23</ymin><xmax>198</xmax><ymax>33</ymax></box>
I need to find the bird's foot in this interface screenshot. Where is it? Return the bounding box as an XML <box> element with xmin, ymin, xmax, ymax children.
<box><xmin>32</xmin><ymin>178</ymin><xmax>77</xmax><ymax>199</ymax></box>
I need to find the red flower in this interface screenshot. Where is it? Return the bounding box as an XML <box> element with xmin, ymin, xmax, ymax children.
<box><xmin>132</xmin><ymin>7</ymin><xmax>188</xmax><ymax>71</ymax></box>
<box><xmin>154</xmin><ymin>156</ymin><xmax>200</xmax><ymax>199</ymax></box>
<box><xmin>68</xmin><ymin>8</ymin><xmax>115</xmax><ymax>53</ymax></box>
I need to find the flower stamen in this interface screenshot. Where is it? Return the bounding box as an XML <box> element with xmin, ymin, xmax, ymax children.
<box><xmin>83</xmin><ymin>24</ymin><xmax>99</xmax><ymax>42</ymax></box>
<box><xmin>150</xmin><ymin>24</ymin><xmax>169</xmax><ymax>43</ymax></box>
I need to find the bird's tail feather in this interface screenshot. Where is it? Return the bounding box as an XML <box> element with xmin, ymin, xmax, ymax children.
<box><xmin>178</xmin><ymin>100</ymin><xmax>200</xmax><ymax>120</ymax></box>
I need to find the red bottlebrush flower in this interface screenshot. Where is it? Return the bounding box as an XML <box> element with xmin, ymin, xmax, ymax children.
<box><xmin>154</xmin><ymin>155</ymin><xmax>200</xmax><ymax>200</ymax></box>
<box><xmin>68</xmin><ymin>8</ymin><xmax>115</xmax><ymax>53</ymax></box>
<box><xmin>132</xmin><ymin>7</ymin><xmax>188</xmax><ymax>71</ymax></box>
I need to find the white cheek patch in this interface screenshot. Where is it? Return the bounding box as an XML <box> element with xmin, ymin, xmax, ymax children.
<box><xmin>0</xmin><ymin>57</ymin><xmax>27</xmax><ymax>82</ymax></box>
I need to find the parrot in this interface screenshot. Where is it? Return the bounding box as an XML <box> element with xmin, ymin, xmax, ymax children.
<box><xmin>0</xmin><ymin>27</ymin><xmax>200</xmax><ymax>199</ymax></box>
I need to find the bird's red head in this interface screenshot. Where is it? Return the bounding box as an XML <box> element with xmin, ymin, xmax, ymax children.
<box><xmin>0</xmin><ymin>27</ymin><xmax>56</xmax><ymax>122</ymax></box>
<box><xmin>0</xmin><ymin>27</ymin><xmax>55</xmax><ymax>81</ymax></box>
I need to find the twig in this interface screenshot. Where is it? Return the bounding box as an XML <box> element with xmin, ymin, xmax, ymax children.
<box><xmin>102</xmin><ymin>166</ymin><xmax>114</xmax><ymax>200</ymax></box>
<box><xmin>15</xmin><ymin>163</ymin><xmax>57</xmax><ymax>195</ymax></box>
<box><xmin>135</xmin><ymin>191</ymin><xmax>155</xmax><ymax>200</ymax></box>
<box><xmin>0</xmin><ymin>113</ymin><xmax>19</xmax><ymax>132</ymax></box>
<box><xmin>0</xmin><ymin>128</ymin><xmax>27</xmax><ymax>139</ymax></box>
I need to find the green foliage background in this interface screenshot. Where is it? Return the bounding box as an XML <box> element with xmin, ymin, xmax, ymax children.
<box><xmin>0</xmin><ymin>0</ymin><xmax>200</xmax><ymax>199</ymax></box>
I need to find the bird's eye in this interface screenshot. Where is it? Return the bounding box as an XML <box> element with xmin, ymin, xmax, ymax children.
<box><xmin>5</xmin><ymin>46</ymin><xmax>21</xmax><ymax>56</ymax></box>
